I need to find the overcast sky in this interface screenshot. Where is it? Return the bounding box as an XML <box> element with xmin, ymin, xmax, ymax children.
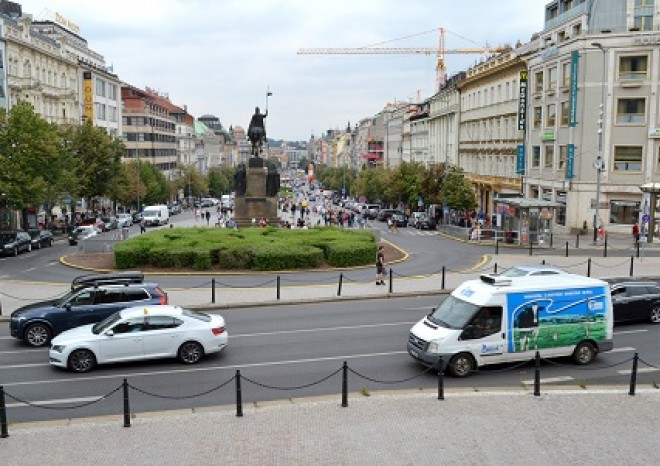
<box><xmin>21</xmin><ymin>0</ymin><xmax>547</xmax><ymax>141</ymax></box>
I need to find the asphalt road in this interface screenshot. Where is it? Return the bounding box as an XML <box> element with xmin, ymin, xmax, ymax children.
<box><xmin>2</xmin><ymin>295</ymin><xmax>659</xmax><ymax>424</ymax></box>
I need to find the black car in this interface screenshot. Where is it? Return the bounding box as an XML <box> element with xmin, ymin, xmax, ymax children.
<box><xmin>169</xmin><ymin>204</ymin><xmax>182</xmax><ymax>215</ymax></box>
<box><xmin>608</xmin><ymin>279</ymin><xmax>660</xmax><ymax>324</ymax></box>
<box><xmin>414</xmin><ymin>213</ymin><xmax>437</xmax><ymax>230</ymax></box>
<box><xmin>0</xmin><ymin>230</ymin><xmax>32</xmax><ymax>256</ymax></box>
<box><xmin>28</xmin><ymin>229</ymin><xmax>54</xmax><ymax>249</ymax></box>
<box><xmin>377</xmin><ymin>209</ymin><xmax>404</xmax><ymax>222</ymax></box>
<box><xmin>391</xmin><ymin>213</ymin><xmax>408</xmax><ymax>227</ymax></box>
<box><xmin>10</xmin><ymin>272</ymin><xmax>169</xmax><ymax>347</ymax></box>
<box><xmin>132</xmin><ymin>212</ymin><xmax>144</xmax><ymax>223</ymax></box>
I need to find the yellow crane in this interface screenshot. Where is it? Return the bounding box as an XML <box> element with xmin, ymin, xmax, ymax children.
<box><xmin>297</xmin><ymin>28</ymin><xmax>509</xmax><ymax>91</ymax></box>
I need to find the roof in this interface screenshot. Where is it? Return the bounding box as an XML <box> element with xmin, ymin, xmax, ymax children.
<box><xmin>120</xmin><ymin>305</ymin><xmax>183</xmax><ymax>319</ymax></box>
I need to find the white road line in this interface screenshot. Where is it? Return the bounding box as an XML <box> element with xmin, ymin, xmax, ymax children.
<box><xmin>0</xmin><ymin>348</ymin><xmax>45</xmax><ymax>355</ymax></box>
<box><xmin>232</xmin><ymin>322</ymin><xmax>417</xmax><ymax>338</ymax></box>
<box><xmin>521</xmin><ymin>376</ymin><xmax>573</xmax><ymax>385</ymax></box>
<box><xmin>617</xmin><ymin>368</ymin><xmax>660</xmax><ymax>375</ymax></box>
<box><xmin>7</xmin><ymin>396</ymin><xmax>102</xmax><ymax>408</ymax></box>
<box><xmin>614</xmin><ymin>329</ymin><xmax>649</xmax><ymax>335</ymax></box>
<box><xmin>0</xmin><ymin>363</ymin><xmax>50</xmax><ymax>369</ymax></box>
<box><xmin>609</xmin><ymin>347</ymin><xmax>636</xmax><ymax>353</ymax></box>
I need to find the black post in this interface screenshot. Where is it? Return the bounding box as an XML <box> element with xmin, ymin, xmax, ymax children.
<box><xmin>337</xmin><ymin>273</ymin><xmax>343</xmax><ymax>297</ymax></box>
<box><xmin>0</xmin><ymin>386</ymin><xmax>8</xmax><ymax>438</ymax></box>
<box><xmin>495</xmin><ymin>239</ymin><xmax>500</xmax><ymax>255</ymax></box>
<box><xmin>576</xmin><ymin>234</ymin><xmax>580</xmax><ymax>249</ymax></box>
<box><xmin>494</xmin><ymin>263</ymin><xmax>498</xmax><ymax>274</ymax></box>
<box><xmin>236</xmin><ymin>370</ymin><xmax>243</xmax><ymax>417</ymax></box>
<box><xmin>277</xmin><ymin>276</ymin><xmax>281</xmax><ymax>300</ymax></box>
<box><xmin>437</xmin><ymin>356</ymin><xmax>445</xmax><ymax>401</ymax></box>
<box><xmin>529</xmin><ymin>240</ymin><xmax>533</xmax><ymax>256</ymax></box>
<box><xmin>565</xmin><ymin>241</ymin><xmax>569</xmax><ymax>258</ymax></box>
<box><xmin>441</xmin><ymin>266</ymin><xmax>446</xmax><ymax>290</ymax></box>
<box><xmin>629</xmin><ymin>352</ymin><xmax>639</xmax><ymax>396</ymax></box>
<box><xmin>604</xmin><ymin>234</ymin><xmax>608</xmax><ymax>258</ymax></box>
<box><xmin>341</xmin><ymin>361</ymin><xmax>348</xmax><ymax>407</ymax></box>
<box><xmin>211</xmin><ymin>278</ymin><xmax>216</xmax><ymax>304</ymax></box>
<box><xmin>587</xmin><ymin>258</ymin><xmax>592</xmax><ymax>277</ymax></box>
<box><xmin>630</xmin><ymin>256</ymin><xmax>634</xmax><ymax>277</ymax></box>
<box><xmin>388</xmin><ymin>268</ymin><xmax>393</xmax><ymax>294</ymax></box>
<box><xmin>541</xmin><ymin>259</ymin><xmax>546</xmax><ymax>265</ymax></box>
<box><xmin>122</xmin><ymin>378</ymin><xmax>131</xmax><ymax>428</ymax></box>
<box><xmin>636</xmin><ymin>240</ymin><xmax>640</xmax><ymax>258</ymax></box>
<box><xmin>550</xmin><ymin>233</ymin><xmax>553</xmax><ymax>248</ymax></box>
<box><xmin>534</xmin><ymin>351</ymin><xmax>541</xmax><ymax>397</ymax></box>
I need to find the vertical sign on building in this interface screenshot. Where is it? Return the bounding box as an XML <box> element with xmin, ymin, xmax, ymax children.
<box><xmin>83</xmin><ymin>71</ymin><xmax>93</xmax><ymax>122</ymax></box>
<box><xmin>517</xmin><ymin>71</ymin><xmax>528</xmax><ymax>131</ymax></box>
<box><xmin>567</xmin><ymin>144</ymin><xmax>575</xmax><ymax>179</ymax></box>
<box><xmin>0</xmin><ymin>25</ymin><xmax>7</xmax><ymax>110</ymax></box>
<box><xmin>516</xmin><ymin>144</ymin><xmax>525</xmax><ymax>174</ymax></box>
<box><xmin>569</xmin><ymin>50</ymin><xmax>579</xmax><ymax>127</ymax></box>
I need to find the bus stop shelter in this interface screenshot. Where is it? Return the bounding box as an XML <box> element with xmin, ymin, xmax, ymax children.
<box><xmin>495</xmin><ymin>198</ymin><xmax>559</xmax><ymax>246</ymax></box>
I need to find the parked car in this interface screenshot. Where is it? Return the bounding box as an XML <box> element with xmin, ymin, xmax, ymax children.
<box><xmin>607</xmin><ymin>279</ymin><xmax>660</xmax><ymax>324</ymax></box>
<box><xmin>377</xmin><ymin>209</ymin><xmax>404</xmax><ymax>222</ymax></box>
<box><xmin>117</xmin><ymin>213</ymin><xmax>133</xmax><ymax>228</ymax></box>
<box><xmin>365</xmin><ymin>204</ymin><xmax>381</xmax><ymax>220</ymax></box>
<box><xmin>49</xmin><ymin>305</ymin><xmax>228</xmax><ymax>373</ymax></box>
<box><xmin>28</xmin><ymin>229</ymin><xmax>54</xmax><ymax>249</ymax></box>
<box><xmin>390</xmin><ymin>213</ymin><xmax>408</xmax><ymax>227</ymax></box>
<box><xmin>10</xmin><ymin>272</ymin><xmax>168</xmax><ymax>347</ymax></box>
<box><xmin>79</xmin><ymin>218</ymin><xmax>105</xmax><ymax>232</ymax></box>
<box><xmin>101</xmin><ymin>216</ymin><xmax>119</xmax><ymax>230</ymax></box>
<box><xmin>414</xmin><ymin>213</ymin><xmax>437</xmax><ymax>230</ymax></box>
<box><xmin>409</xmin><ymin>212</ymin><xmax>425</xmax><ymax>228</ymax></box>
<box><xmin>169</xmin><ymin>204</ymin><xmax>182</xmax><ymax>215</ymax></box>
<box><xmin>132</xmin><ymin>212</ymin><xmax>144</xmax><ymax>224</ymax></box>
<box><xmin>68</xmin><ymin>225</ymin><xmax>101</xmax><ymax>245</ymax></box>
<box><xmin>0</xmin><ymin>230</ymin><xmax>32</xmax><ymax>256</ymax></box>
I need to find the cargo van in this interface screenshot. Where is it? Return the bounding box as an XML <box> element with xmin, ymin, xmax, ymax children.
<box><xmin>407</xmin><ymin>272</ymin><xmax>613</xmax><ymax>377</ymax></box>
<box><xmin>142</xmin><ymin>205</ymin><xmax>169</xmax><ymax>226</ymax></box>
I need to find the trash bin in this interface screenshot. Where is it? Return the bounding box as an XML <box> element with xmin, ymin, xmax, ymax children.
<box><xmin>504</xmin><ymin>230</ymin><xmax>514</xmax><ymax>244</ymax></box>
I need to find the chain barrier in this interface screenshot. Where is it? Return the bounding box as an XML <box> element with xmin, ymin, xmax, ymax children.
<box><xmin>282</xmin><ymin>275</ymin><xmax>338</xmax><ymax>284</ymax></box>
<box><xmin>0</xmin><ymin>289</ymin><xmax>67</xmax><ymax>302</ymax></box>
<box><xmin>590</xmin><ymin>258</ymin><xmax>633</xmax><ymax>268</ymax></box>
<box><xmin>177</xmin><ymin>280</ymin><xmax>213</xmax><ymax>290</ymax></box>
<box><xmin>539</xmin><ymin>355</ymin><xmax>634</xmax><ymax>370</ymax></box>
<box><xmin>347</xmin><ymin>365</ymin><xmax>434</xmax><ymax>384</ymax></box>
<box><xmin>241</xmin><ymin>367</ymin><xmax>342</xmax><ymax>390</ymax></box>
<box><xmin>213</xmin><ymin>278</ymin><xmax>278</xmax><ymax>289</ymax></box>
<box><xmin>128</xmin><ymin>376</ymin><xmax>235</xmax><ymax>399</ymax></box>
<box><xmin>637</xmin><ymin>357</ymin><xmax>659</xmax><ymax>370</ymax></box>
<box><xmin>4</xmin><ymin>384</ymin><xmax>122</xmax><ymax>410</ymax></box>
<box><xmin>477</xmin><ymin>357</ymin><xmax>535</xmax><ymax>373</ymax></box>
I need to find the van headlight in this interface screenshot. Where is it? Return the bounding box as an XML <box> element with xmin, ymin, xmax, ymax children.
<box><xmin>427</xmin><ymin>339</ymin><xmax>443</xmax><ymax>354</ymax></box>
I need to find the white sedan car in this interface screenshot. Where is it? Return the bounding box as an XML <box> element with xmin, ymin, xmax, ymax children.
<box><xmin>49</xmin><ymin>305</ymin><xmax>228</xmax><ymax>373</ymax></box>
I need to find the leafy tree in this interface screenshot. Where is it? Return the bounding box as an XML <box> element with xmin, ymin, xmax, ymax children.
<box><xmin>441</xmin><ymin>167</ymin><xmax>477</xmax><ymax>212</ymax></box>
<box><xmin>208</xmin><ymin>166</ymin><xmax>234</xmax><ymax>196</ymax></box>
<box><xmin>138</xmin><ymin>161</ymin><xmax>170</xmax><ymax>206</ymax></box>
<box><xmin>386</xmin><ymin>162</ymin><xmax>426</xmax><ymax>209</ymax></box>
<box><xmin>297</xmin><ymin>156</ymin><xmax>309</xmax><ymax>172</ymax></box>
<box><xmin>420</xmin><ymin>163</ymin><xmax>447</xmax><ymax>205</ymax></box>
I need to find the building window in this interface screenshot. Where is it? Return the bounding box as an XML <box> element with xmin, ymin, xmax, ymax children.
<box><xmin>635</xmin><ymin>0</ymin><xmax>654</xmax><ymax>6</ymax></box>
<box><xmin>634</xmin><ymin>15</ymin><xmax>653</xmax><ymax>31</ymax></box>
<box><xmin>616</xmin><ymin>98</ymin><xmax>646</xmax><ymax>124</ymax></box>
<box><xmin>534</xmin><ymin>71</ymin><xmax>543</xmax><ymax>93</ymax></box>
<box><xmin>657</xmin><ymin>147</ymin><xmax>660</xmax><ymax>172</ymax></box>
<box><xmin>532</xmin><ymin>146</ymin><xmax>541</xmax><ymax>168</ymax></box>
<box><xmin>619</xmin><ymin>56</ymin><xmax>648</xmax><ymax>80</ymax></box>
<box><xmin>533</xmin><ymin>106</ymin><xmax>542</xmax><ymax>129</ymax></box>
<box><xmin>95</xmin><ymin>79</ymin><xmax>105</xmax><ymax>97</ymax></box>
<box><xmin>610</xmin><ymin>201</ymin><xmax>640</xmax><ymax>224</ymax></box>
<box><xmin>108</xmin><ymin>84</ymin><xmax>117</xmax><ymax>100</ymax></box>
<box><xmin>561</xmin><ymin>62</ymin><xmax>571</xmax><ymax>87</ymax></box>
<box><xmin>613</xmin><ymin>146</ymin><xmax>643</xmax><ymax>171</ymax></box>
<box><xmin>546</xmin><ymin>104</ymin><xmax>556</xmax><ymax>127</ymax></box>
<box><xmin>547</xmin><ymin>67</ymin><xmax>557</xmax><ymax>90</ymax></box>
<box><xmin>544</xmin><ymin>145</ymin><xmax>554</xmax><ymax>169</ymax></box>
<box><xmin>558</xmin><ymin>145</ymin><xmax>567</xmax><ymax>171</ymax></box>
<box><xmin>560</xmin><ymin>101</ymin><xmax>569</xmax><ymax>126</ymax></box>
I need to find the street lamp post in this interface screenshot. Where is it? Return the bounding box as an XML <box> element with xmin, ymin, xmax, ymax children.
<box><xmin>592</xmin><ymin>42</ymin><xmax>607</xmax><ymax>243</ymax></box>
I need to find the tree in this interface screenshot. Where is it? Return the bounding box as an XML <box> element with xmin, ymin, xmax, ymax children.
<box><xmin>420</xmin><ymin>163</ymin><xmax>447</xmax><ymax>205</ymax></box>
<box><xmin>208</xmin><ymin>166</ymin><xmax>234</xmax><ymax>196</ymax></box>
<box><xmin>441</xmin><ymin>167</ymin><xmax>477</xmax><ymax>212</ymax></box>
<box><xmin>386</xmin><ymin>162</ymin><xmax>426</xmax><ymax>210</ymax></box>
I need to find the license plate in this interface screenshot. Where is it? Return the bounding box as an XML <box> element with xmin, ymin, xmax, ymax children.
<box><xmin>409</xmin><ymin>349</ymin><xmax>419</xmax><ymax>359</ymax></box>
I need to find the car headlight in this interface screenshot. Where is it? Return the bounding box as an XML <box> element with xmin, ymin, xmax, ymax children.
<box><xmin>427</xmin><ymin>340</ymin><xmax>442</xmax><ymax>354</ymax></box>
<box><xmin>51</xmin><ymin>345</ymin><xmax>65</xmax><ymax>353</ymax></box>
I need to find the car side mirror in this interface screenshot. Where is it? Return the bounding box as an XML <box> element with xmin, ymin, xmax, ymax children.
<box><xmin>64</xmin><ymin>303</ymin><xmax>72</xmax><ymax>311</ymax></box>
<box><xmin>104</xmin><ymin>330</ymin><xmax>115</xmax><ymax>337</ymax></box>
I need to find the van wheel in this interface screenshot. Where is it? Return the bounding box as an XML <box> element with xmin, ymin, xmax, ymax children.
<box><xmin>650</xmin><ymin>306</ymin><xmax>660</xmax><ymax>324</ymax></box>
<box><xmin>447</xmin><ymin>353</ymin><xmax>475</xmax><ymax>377</ymax></box>
<box><xmin>572</xmin><ymin>342</ymin><xmax>596</xmax><ymax>365</ymax></box>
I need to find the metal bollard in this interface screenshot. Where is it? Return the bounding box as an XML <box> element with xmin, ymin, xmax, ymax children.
<box><xmin>236</xmin><ymin>370</ymin><xmax>243</xmax><ymax>417</ymax></box>
<box><xmin>534</xmin><ymin>352</ymin><xmax>541</xmax><ymax>397</ymax></box>
<box><xmin>587</xmin><ymin>258</ymin><xmax>591</xmax><ymax>277</ymax></box>
<box><xmin>604</xmin><ymin>234</ymin><xmax>608</xmax><ymax>258</ymax></box>
<box><xmin>0</xmin><ymin>386</ymin><xmax>8</xmax><ymax>438</ymax></box>
<box><xmin>337</xmin><ymin>273</ymin><xmax>343</xmax><ymax>297</ymax></box>
<box><xmin>630</xmin><ymin>256</ymin><xmax>634</xmax><ymax>277</ymax></box>
<box><xmin>123</xmin><ymin>378</ymin><xmax>131</xmax><ymax>428</ymax></box>
<box><xmin>629</xmin><ymin>352</ymin><xmax>639</xmax><ymax>396</ymax></box>
<box><xmin>576</xmin><ymin>234</ymin><xmax>580</xmax><ymax>249</ymax></box>
<box><xmin>529</xmin><ymin>241</ymin><xmax>533</xmax><ymax>256</ymax></box>
<box><xmin>441</xmin><ymin>266</ymin><xmax>445</xmax><ymax>290</ymax></box>
<box><xmin>550</xmin><ymin>233</ymin><xmax>553</xmax><ymax>248</ymax></box>
<box><xmin>211</xmin><ymin>278</ymin><xmax>216</xmax><ymax>304</ymax></box>
<box><xmin>541</xmin><ymin>259</ymin><xmax>546</xmax><ymax>265</ymax></box>
<box><xmin>636</xmin><ymin>240</ymin><xmax>640</xmax><ymax>258</ymax></box>
<box><xmin>565</xmin><ymin>241</ymin><xmax>569</xmax><ymax>257</ymax></box>
<box><xmin>277</xmin><ymin>276</ymin><xmax>281</xmax><ymax>300</ymax></box>
<box><xmin>341</xmin><ymin>361</ymin><xmax>348</xmax><ymax>407</ymax></box>
<box><xmin>494</xmin><ymin>262</ymin><xmax>498</xmax><ymax>274</ymax></box>
<box><xmin>388</xmin><ymin>268</ymin><xmax>393</xmax><ymax>294</ymax></box>
<box><xmin>495</xmin><ymin>239</ymin><xmax>500</xmax><ymax>255</ymax></box>
<box><xmin>437</xmin><ymin>356</ymin><xmax>445</xmax><ymax>401</ymax></box>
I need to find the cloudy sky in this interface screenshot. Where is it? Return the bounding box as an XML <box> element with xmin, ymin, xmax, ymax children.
<box><xmin>21</xmin><ymin>0</ymin><xmax>546</xmax><ymax>141</ymax></box>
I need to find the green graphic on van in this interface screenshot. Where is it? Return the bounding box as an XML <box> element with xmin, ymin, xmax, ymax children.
<box><xmin>507</xmin><ymin>287</ymin><xmax>608</xmax><ymax>353</ymax></box>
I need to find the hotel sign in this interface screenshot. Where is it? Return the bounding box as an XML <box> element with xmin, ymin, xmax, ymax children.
<box><xmin>569</xmin><ymin>50</ymin><xmax>579</xmax><ymax>127</ymax></box>
<box><xmin>55</xmin><ymin>12</ymin><xmax>80</xmax><ymax>34</ymax></box>
<box><xmin>83</xmin><ymin>71</ymin><xmax>93</xmax><ymax>121</ymax></box>
<box><xmin>518</xmin><ymin>71</ymin><xmax>528</xmax><ymax>131</ymax></box>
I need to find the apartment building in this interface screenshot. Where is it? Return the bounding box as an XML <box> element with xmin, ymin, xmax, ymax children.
<box><xmin>428</xmin><ymin>72</ymin><xmax>464</xmax><ymax>170</ymax></box>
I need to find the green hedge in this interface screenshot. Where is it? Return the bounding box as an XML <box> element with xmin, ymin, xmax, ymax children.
<box><xmin>113</xmin><ymin>226</ymin><xmax>378</xmax><ymax>271</ymax></box>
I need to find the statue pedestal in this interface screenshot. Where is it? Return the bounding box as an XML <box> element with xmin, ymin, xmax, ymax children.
<box><xmin>234</xmin><ymin>159</ymin><xmax>278</xmax><ymax>227</ymax></box>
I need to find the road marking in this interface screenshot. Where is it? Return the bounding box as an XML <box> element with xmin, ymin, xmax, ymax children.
<box><xmin>617</xmin><ymin>368</ymin><xmax>659</xmax><ymax>375</ymax></box>
<box><xmin>521</xmin><ymin>376</ymin><xmax>573</xmax><ymax>385</ymax></box>
<box><xmin>614</xmin><ymin>329</ymin><xmax>648</xmax><ymax>335</ymax></box>
<box><xmin>232</xmin><ymin>322</ymin><xmax>417</xmax><ymax>338</ymax></box>
<box><xmin>7</xmin><ymin>396</ymin><xmax>102</xmax><ymax>408</ymax></box>
<box><xmin>609</xmin><ymin>347</ymin><xmax>636</xmax><ymax>353</ymax></box>
<box><xmin>0</xmin><ymin>348</ymin><xmax>45</xmax><ymax>355</ymax></box>
<box><xmin>0</xmin><ymin>363</ymin><xmax>50</xmax><ymax>369</ymax></box>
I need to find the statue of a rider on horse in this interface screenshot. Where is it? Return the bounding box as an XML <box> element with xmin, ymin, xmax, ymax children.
<box><xmin>248</xmin><ymin>106</ymin><xmax>268</xmax><ymax>157</ymax></box>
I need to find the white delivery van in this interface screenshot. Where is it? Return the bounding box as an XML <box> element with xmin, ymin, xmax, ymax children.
<box><xmin>142</xmin><ymin>205</ymin><xmax>169</xmax><ymax>226</ymax></box>
<box><xmin>407</xmin><ymin>272</ymin><xmax>613</xmax><ymax>377</ymax></box>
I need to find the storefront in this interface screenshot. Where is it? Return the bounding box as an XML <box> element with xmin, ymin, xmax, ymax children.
<box><xmin>495</xmin><ymin>198</ymin><xmax>558</xmax><ymax>246</ymax></box>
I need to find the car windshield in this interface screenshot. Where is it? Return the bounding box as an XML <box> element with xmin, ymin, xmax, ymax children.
<box><xmin>182</xmin><ymin>309</ymin><xmax>211</xmax><ymax>322</ymax></box>
<box><xmin>93</xmin><ymin>312</ymin><xmax>122</xmax><ymax>334</ymax></box>
<box><xmin>427</xmin><ymin>295</ymin><xmax>479</xmax><ymax>329</ymax></box>
<box><xmin>1</xmin><ymin>233</ymin><xmax>16</xmax><ymax>242</ymax></box>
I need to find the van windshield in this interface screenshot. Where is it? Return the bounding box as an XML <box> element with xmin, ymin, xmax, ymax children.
<box><xmin>143</xmin><ymin>209</ymin><xmax>158</xmax><ymax>217</ymax></box>
<box><xmin>427</xmin><ymin>295</ymin><xmax>479</xmax><ymax>329</ymax></box>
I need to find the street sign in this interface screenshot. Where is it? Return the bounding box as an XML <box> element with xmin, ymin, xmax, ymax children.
<box><xmin>642</xmin><ymin>214</ymin><xmax>650</xmax><ymax>223</ymax></box>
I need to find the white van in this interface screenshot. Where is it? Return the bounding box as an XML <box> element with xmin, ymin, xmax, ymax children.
<box><xmin>407</xmin><ymin>272</ymin><xmax>613</xmax><ymax>377</ymax></box>
<box><xmin>142</xmin><ymin>205</ymin><xmax>169</xmax><ymax>226</ymax></box>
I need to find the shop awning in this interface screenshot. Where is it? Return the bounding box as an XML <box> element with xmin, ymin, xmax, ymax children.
<box><xmin>361</xmin><ymin>153</ymin><xmax>381</xmax><ymax>160</ymax></box>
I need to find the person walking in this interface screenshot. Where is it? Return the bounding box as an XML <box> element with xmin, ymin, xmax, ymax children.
<box><xmin>632</xmin><ymin>223</ymin><xmax>640</xmax><ymax>244</ymax></box>
<box><xmin>375</xmin><ymin>245</ymin><xmax>386</xmax><ymax>286</ymax></box>
<box><xmin>139</xmin><ymin>217</ymin><xmax>146</xmax><ymax>234</ymax></box>
<box><xmin>205</xmin><ymin>210</ymin><xmax>211</xmax><ymax>226</ymax></box>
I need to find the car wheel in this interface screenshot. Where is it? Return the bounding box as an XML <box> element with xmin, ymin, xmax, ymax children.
<box><xmin>178</xmin><ymin>341</ymin><xmax>204</xmax><ymax>364</ymax></box>
<box><xmin>447</xmin><ymin>353</ymin><xmax>475</xmax><ymax>377</ymax></box>
<box><xmin>49</xmin><ymin>238</ymin><xmax>54</xmax><ymax>247</ymax></box>
<box><xmin>24</xmin><ymin>323</ymin><xmax>52</xmax><ymax>347</ymax></box>
<box><xmin>572</xmin><ymin>341</ymin><xmax>596</xmax><ymax>365</ymax></box>
<box><xmin>27</xmin><ymin>243</ymin><xmax>32</xmax><ymax>252</ymax></box>
<box><xmin>12</xmin><ymin>246</ymin><xmax>18</xmax><ymax>256</ymax></box>
<box><xmin>650</xmin><ymin>306</ymin><xmax>660</xmax><ymax>324</ymax></box>
<box><xmin>68</xmin><ymin>349</ymin><xmax>96</xmax><ymax>373</ymax></box>
<box><xmin>37</xmin><ymin>242</ymin><xmax>42</xmax><ymax>249</ymax></box>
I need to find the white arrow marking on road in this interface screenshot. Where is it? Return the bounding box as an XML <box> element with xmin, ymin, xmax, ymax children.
<box><xmin>521</xmin><ymin>376</ymin><xmax>573</xmax><ymax>385</ymax></box>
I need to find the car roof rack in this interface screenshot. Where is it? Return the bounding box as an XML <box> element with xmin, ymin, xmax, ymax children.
<box><xmin>71</xmin><ymin>271</ymin><xmax>145</xmax><ymax>290</ymax></box>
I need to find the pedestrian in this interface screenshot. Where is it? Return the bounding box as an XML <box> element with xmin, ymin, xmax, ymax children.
<box><xmin>632</xmin><ymin>223</ymin><xmax>640</xmax><ymax>244</ymax></box>
<box><xmin>375</xmin><ymin>245</ymin><xmax>386</xmax><ymax>286</ymax></box>
<box><xmin>140</xmin><ymin>217</ymin><xmax>146</xmax><ymax>234</ymax></box>
<box><xmin>205</xmin><ymin>210</ymin><xmax>210</xmax><ymax>226</ymax></box>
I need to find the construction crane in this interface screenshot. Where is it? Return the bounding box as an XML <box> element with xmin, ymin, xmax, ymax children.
<box><xmin>298</xmin><ymin>28</ymin><xmax>508</xmax><ymax>91</ymax></box>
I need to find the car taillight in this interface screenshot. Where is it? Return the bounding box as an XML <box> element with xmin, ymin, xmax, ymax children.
<box><xmin>155</xmin><ymin>288</ymin><xmax>168</xmax><ymax>304</ymax></box>
<box><xmin>212</xmin><ymin>327</ymin><xmax>225</xmax><ymax>336</ymax></box>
